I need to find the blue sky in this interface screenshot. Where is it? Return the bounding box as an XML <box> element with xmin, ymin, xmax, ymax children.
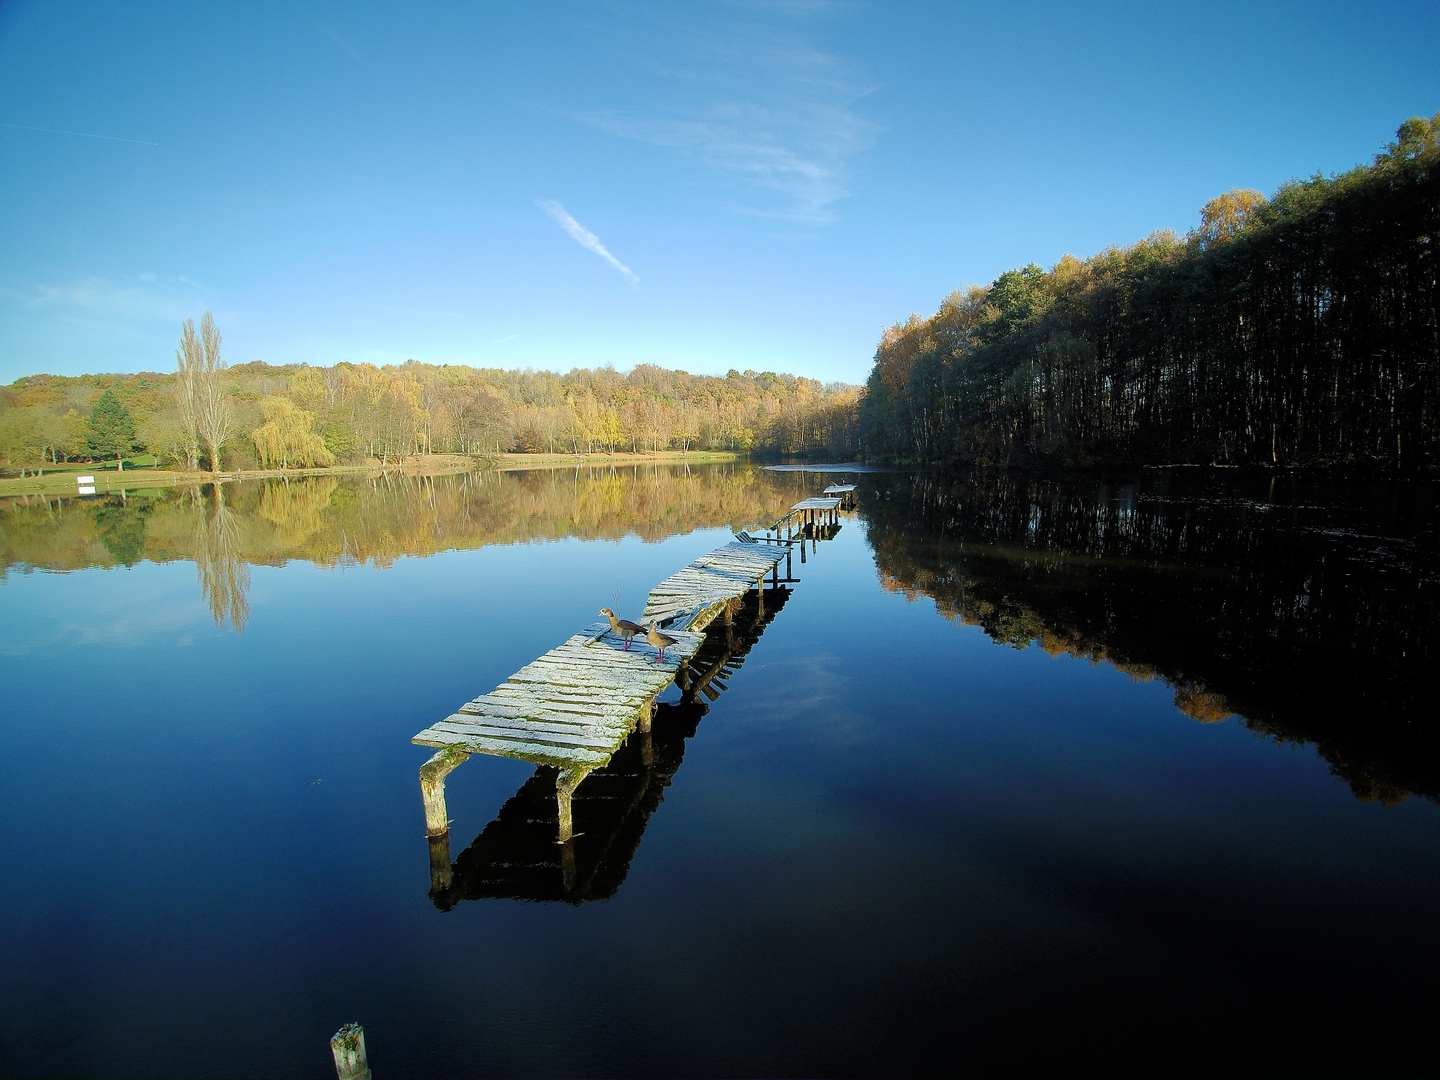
<box><xmin>1</xmin><ymin>1</ymin><xmax>1437</xmax><ymax>386</ymax></box>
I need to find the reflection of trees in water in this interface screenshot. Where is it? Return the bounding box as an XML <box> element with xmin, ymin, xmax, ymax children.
<box><xmin>193</xmin><ymin>485</ymin><xmax>249</xmax><ymax>633</ymax></box>
<box><xmin>91</xmin><ymin>495</ymin><xmax>149</xmax><ymax>566</ymax></box>
<box><xmin>864</xmin><ymin>471</ymin><xmax>1440</xmax><ymax>804</ymax></box>
<box><xmin>257</xmin><ymin>476</ymin><xmax>338</xmax><ymax>548</ymax></box>
<box><xmin>1</xmin><ymin>464</ymin><xmax>836</xmax><ymax>628</ymax></box>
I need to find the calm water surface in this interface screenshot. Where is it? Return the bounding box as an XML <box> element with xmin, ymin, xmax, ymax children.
<box><xmin>1</xmin><ymin>465</ymin><xmax>1436</xmax><ymax>1077</ymax></box>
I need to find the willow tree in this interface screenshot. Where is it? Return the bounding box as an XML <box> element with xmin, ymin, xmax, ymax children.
<box><xmin>252</xmin><ymin>396</ymin><xmax>335</xmax><ymax>468</ymax></box>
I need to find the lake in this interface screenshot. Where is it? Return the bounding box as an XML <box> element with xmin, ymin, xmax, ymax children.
<box><xmin>1</xmin><ymin>464</ymin><xmax>1436</xmax><ymax>1077</ymax></box>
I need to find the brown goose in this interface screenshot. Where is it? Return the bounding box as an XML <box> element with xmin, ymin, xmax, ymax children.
<box><xmin>599</xmin><ymin>607</ymin><xmax>644</xmax><ymax>650</ymax></box>
<box><xmin>646</xmin><ymin>620</ymin><xmax>679</xmax><ymax>663</ymax></box>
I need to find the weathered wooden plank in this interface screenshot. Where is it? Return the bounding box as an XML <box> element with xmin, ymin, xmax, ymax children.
<box><xmin>506</xmin><ymin>669</ymin><xmax>664</xmax><ymax>693</ymax></box>
<box><xmin>518</xmin><ymin>657</ymin><xmax>684</xmax><ymax>683</ymax></box>
<box><xmin>485</xmin><ymin>685</ymin><xmax>643</xmax><ymax>708</ymax></box>
<box><xmin>432</xmin><ymin>718</ymin><xmax>618</xmax><ymax>749</ymax></box>
<box><xmin>459</xmin><ymin>699</ymin><xmax>636</xmax><ymax>723</ymax></box>
<box><xmin>448</xmin><ymin>715</ymin><xmax>629</xmax><ymax>742</ymax></box>
<box><xmin>413</xmin><ymin>728</ymin><xmax>612</xmax><ymax>767</ymax></box>
<box><xmin>436</xmin><ymin>719</ymin><xmax>627</xmax><ymax>746</ymax></box>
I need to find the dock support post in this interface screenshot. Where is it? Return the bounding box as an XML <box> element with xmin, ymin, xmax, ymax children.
<box><xmin>420</xmin><ymin>747</ymin><xmax>470</xmax><ymax>837</ymax></box>
<box><xmin>330</xmin><ymin>1023</ymin><xmax>371</xmax><ymax>1080</ymax></box>
<box><xmin>787</xmin><ymin>549</ymin><xmax>792</xmax><ymax>578</ymax></box>
<box><xmin>772</xmin><ymin>562</ymin><xmax>779</xmax><ymax>590</ymax></box>
<box><xmin>556</xmin><ymin>766</ymin><xmax>589</xmax><ymax>843</ymax></box>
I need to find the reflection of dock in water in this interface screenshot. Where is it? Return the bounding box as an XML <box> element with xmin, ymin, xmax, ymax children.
<box><xmin>428</xmin><ymin>588</ymin><xmax>789</xmax><ymax>906</ymax></box>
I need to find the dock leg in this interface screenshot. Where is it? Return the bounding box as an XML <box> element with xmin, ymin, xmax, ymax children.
<box><xmin>419</xmin><ymin>747</ymin><xmax>470</xmax><ymax>837</ymax></box>
<box><xmin>772</xmin><ymin>562</ymin><xmax>779</xmax><ymax>590</ymax></box>
<box><xmin>555</xmin><ymin>766</ymin><xmax>590</xmax><ymax>843</ymax></box>
<box><xmin>787</xmin><ymin>549</ymin><xmax>792</xmax><ymax>578</ymax></box>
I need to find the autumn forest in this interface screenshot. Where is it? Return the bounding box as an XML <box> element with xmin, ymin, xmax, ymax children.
<box><xmin>860</xmin><ymin>114</ymin><xmax>1440</xmax><ymax>472</ymax></box>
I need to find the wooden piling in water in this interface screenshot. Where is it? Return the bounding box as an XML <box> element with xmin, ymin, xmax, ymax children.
<box><xmin>420</xmin><ymin>748</ymin><xmax>470</xmax><ymax>837</ymax></box>
<box><xmin>330</xmin><ymin>1023</ymin><xmax>371</xmax><ymax>1080</ymax></box>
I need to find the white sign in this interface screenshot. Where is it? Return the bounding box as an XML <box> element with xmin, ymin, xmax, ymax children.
<box><xmin>77</xmin><ymin>475</ymin><xmax>95</xmax><ymax>484</ymax></box>
<box><xmin>78</xmin><ymin>486</ymin><xmax>96</xmax><ymax>495</ymax></box>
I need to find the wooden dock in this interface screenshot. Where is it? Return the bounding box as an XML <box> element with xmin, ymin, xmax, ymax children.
<box><xmin>428</xmin><ymin>585</ymin><xmax>788</xmax><ymax>905</ymax></box>
<box><xmin>412</xmin><ymin>537</ymin><xmax>793</xmax><ymax>844</ymax></box>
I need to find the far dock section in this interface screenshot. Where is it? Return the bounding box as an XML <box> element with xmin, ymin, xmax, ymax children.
<box><xmin>412</xmin><ymin>537</ymin><xmax>792</xmax><ymax>847</ymax></box>
<box><xmin>779</xmin><ymin>496</ymin><xmax>842</xmax><ymax>537</ymax></box>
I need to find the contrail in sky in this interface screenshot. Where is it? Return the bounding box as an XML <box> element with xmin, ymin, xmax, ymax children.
<box><xmin>538</xmin><ymin>200</ymin><xmax>638</xmax><ymax>284</ymax></box>
<box><xmin>478</xmin><ymin>332</ymin><xmax>525</xmax><ymax>349</ymax></box>
<box><xmin>0</xmin><ymin>122</ymin><xmax>156</xmax><ymax>146</ymax></box>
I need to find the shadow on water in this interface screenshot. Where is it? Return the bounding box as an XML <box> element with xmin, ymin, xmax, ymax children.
<box><xmin>428</xmin><ymin>587</ymin><xmax>792</xmax><ymax>906</ymax></box>
<box><xmin>861</xmin><ymin>470</ymin><xmax>1440</xmax><ymax>803</ymax></box>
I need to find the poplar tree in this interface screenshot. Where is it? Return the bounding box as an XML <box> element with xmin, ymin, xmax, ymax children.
<box><xmin>174</xmin><ymin>319</ymin><xmax>203</xmax><ymax>469</ymax></box>
<box><xmin>195</xmin><ymin>312</ymin><xmax>233</xmax><ymax>473</ymax></box>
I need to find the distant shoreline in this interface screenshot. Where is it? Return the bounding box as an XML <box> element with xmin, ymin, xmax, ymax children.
<box><xmin>0</xmin><ymin>450</ymin><xmax>744</xmax><ymax>498</ymax></box>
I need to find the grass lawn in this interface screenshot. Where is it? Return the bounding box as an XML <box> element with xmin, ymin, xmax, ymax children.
<box><xmin>0</xmin><ymin>450</ymin><xmax>743</xmax><ymax>497</ymax></box>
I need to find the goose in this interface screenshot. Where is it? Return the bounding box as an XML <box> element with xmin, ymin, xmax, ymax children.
<box><xmin>599</xmin><ymin>607</ymin><xmax>644</xmax><ymax>650</ymax></box>
<box><xmin>646</xmin><ymin>620</ymin><xmax>679</xmax><ymax>664</ymax></box>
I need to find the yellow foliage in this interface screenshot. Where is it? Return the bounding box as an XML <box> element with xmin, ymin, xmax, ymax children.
<box><xmin>252</xmin><ymin>395</ymin><xmax>336</xmax><ymax>468</ymax></box>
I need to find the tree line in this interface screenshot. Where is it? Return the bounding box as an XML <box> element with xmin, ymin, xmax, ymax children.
<box><xmin>0</xmin><ymin>322</ymin><xmax>860</xmax><ymax>472</ymax></box>
<box><xmin>860</xmin><ymin>114</ymin><xmax>1440</xmax><ymax>472</ymax></box>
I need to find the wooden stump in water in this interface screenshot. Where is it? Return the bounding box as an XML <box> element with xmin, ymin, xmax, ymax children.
<box><xmin>330</xmin><ymin>1023</ymin><xmax>371</xmax><ymax>1080</ymax></box>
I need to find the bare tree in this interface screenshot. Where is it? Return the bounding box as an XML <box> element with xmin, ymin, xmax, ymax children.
<box><xmin>174</xmin><ymin>319</ymin><xmax>202</xmax><ymax>469</ymax></box>
<box><xmin>195</xmin><ymin>312</ymin><xmax>233</xmax><ymax>473</ymax></box>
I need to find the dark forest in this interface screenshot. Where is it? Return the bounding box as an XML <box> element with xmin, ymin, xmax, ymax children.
<box><xmin>860</xmin><ymin>114</ymin><xmax>1440</xmax><ymax>472</ymax></box>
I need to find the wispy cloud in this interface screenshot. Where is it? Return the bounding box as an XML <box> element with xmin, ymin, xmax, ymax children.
<box><xmin>570</xmin><ymin>16</ymin><xmax>876</xmax><ymax>223</ymax></box>
<box><xmin>0</xmin><ymin>122</ymin><xmax>156</xmax><ymax>146</ymax></box>
<box><xmin>311</xmin><ymin>16</ymin><xmax>368</xmax><ymax>66</ymax></box>
<box><xmin>6</xmin><ymin>273</ymin><xmax>207</xmax><ymax>320</ymax></box>
<box><xmin>538</xmin><ymin>200</ymin><xmax>639</xmax><ymax>284</ymax></box>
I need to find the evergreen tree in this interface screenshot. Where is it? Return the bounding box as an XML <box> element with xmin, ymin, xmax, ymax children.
<box><xmin>85</xmin><ymin>390</ymin><xmax>139</xmax><ymax>469</ymax></box>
